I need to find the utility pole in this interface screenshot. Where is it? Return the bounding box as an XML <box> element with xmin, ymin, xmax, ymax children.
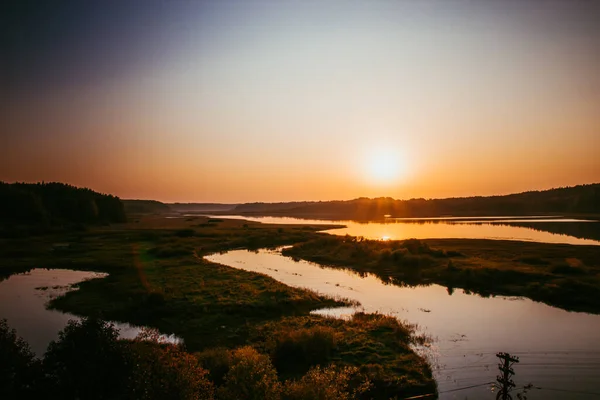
<box><xmin>496</xmin><ymin>352</ymin><xmax>519</xmax><ymax>400</ymax></box>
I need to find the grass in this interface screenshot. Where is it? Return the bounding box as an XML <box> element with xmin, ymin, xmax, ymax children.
<box><xmin>0</xmin><ymin>216</ymin><xmax>437</xmax><ymax>398</ymax></box>
<box><xmin>248</xmin><ymin>313</ymin><xmax>435</xmax><ymax>399</ymax></box>
<box><xmin>283</xmin><ymin>235</ymin><xmax>600</xmax><ymax>314</ymax></box>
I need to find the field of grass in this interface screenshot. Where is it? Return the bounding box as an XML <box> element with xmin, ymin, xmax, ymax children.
<box><xmin>0</xmin><ymin>216</ymin><xmax>436</xmax><ymax>398</ymax></box>
<box><xmin>283</xmin><ymin>235</ymin><xmax>600</xmax><ymax>314</ymax></box>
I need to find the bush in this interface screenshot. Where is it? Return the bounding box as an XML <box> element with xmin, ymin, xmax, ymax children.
<box><xmin>43</xmin><ymin>319</ymin><xmax>131</xmax><ymax>400</ymax></box>
<box><xmin>148</xmin><ymin>245</ymin><xmax>191</xmax><ymax>258</ymax></box>
<box><xmin>551</xmin><ymin>263</ymin><xmax>585</xmax><ymax>275</ymax></box>
<box><xmin>396</xmin><ymin>254</ymin><xmax>433</xmax><ymax>269</ymax></box>
<box><xmin>272</xmin><ymin>327</ymin><xmax>336</xmax><ymax>373</ymax></box>
<box><xmin>1</xmin><ymin>319</ymin><xmax>217</xmax><ymax>400</ymax></box>
<box><xmin>447</xmin><ymin>260</ymin><xmax>459</xmax><ymax>272</ymax></box>
<box><xmin>282</xmin><ymin>365</ymin><xmax>370</xmax><ymax>400</ymax></box>
<box><xmin>402</xmin><ymin>239</ymin><xmax>430</xmax><ymax>255</ymax></box>
<box><xmin>127</xmin><ymin>336</ymin><xmax>214</xmax><ymax>400</ymax></box>
<box><xmin>218</xmin><ymin>346</ymin><xmax>281</xmax><ymax>400</ymax></box>
<box><xmin>175</xmin><ymin>229</ymin><xmax>196</xmax><ymax>238</ymax></box>
<box><xmin>391</xmin><ymin>248</ymin><xmax>408</xmax><ymax>262</ymax></box>
<box><xmin>196</xmin><ymin>347</ymin><xmax>232</xmax><ymax>385</ymax></box>
<box><xmin>0</xmin><ymin>319</ymin><xmax>41</xmax><ymax>399</ymax></box>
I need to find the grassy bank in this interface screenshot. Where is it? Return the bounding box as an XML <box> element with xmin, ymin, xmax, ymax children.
<box><xmin>0</xmin><ymin>216</ymin><xmax>436</xmax><ymax>398</ymax></box>
<box><xmin>283</xmin><ymin>235</ymin><xmax>600</xmax><ymax>314</ymax></box>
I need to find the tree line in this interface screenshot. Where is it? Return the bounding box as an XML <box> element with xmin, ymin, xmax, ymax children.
<box><xmin>232</xmin><ymin>183</ymin><xmax>600</xmax><ymax>219</ymax></box>
<box><xmin>0</xmin><ymin>182</ymin><xmax>126</xmax><ymax>227</ymax></box>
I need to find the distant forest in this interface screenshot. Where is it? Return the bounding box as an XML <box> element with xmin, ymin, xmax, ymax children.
<box><xmin>169</xmin><ymin>203</ymin><xmax>237</xmax><ymax>212</ymax></box>
<box><xmin>3</xmin><ymin>182</ymin><xmax>598</xmax><ymax>225</ymax></box>
<box><xmin>231</xmin><ymin>184</ymin><xmax>600</xmax><ymax>219</ymax></box>
<box><xmin>0</xmin><ymin>182</ymin><xmax>126</xmax><ymax>227</ymax></box>
<box><xmin>121</xmin><ymin>201</ymin><xmax>236</xmax><ymax>214</ymax></box>
<box><xmin>122</xmin><ymin>199</ymin><xmax>172</xmax><ymax>215</ymax></box>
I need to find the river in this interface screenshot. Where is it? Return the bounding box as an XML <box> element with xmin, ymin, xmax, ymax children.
<box><xmin>203</xmin><ymin>215</ymin><xmax>600</xmax><ymax>245</ymax></box>
<box><xmin>207</xmin><ymin>247</ymin><xmax>600</xmax><ymax>399</ymax></box>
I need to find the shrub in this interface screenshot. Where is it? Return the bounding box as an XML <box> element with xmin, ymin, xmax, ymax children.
<box><xmin>127</xmin><ymin>339</ymin><xmax>214</xmax><ymax>400</ymax></box>
<box><xmin>196</xmin><ymin>347</ymin><xmax>232</xmax><ymax>385</ymax></box>
<box><xmin>148</xmin><ymin>245</ymin><xmax>190</xmax><ymax>258</ymax></box>
<box><xmin>351</xmin><ymin>313</ymin><xmax>413</xmax><ymax>341</ymax></box>
<box><xmin>396</xmin><ymin>254</ymin><xmax>433</xmax><ymax>269</ymax></box>
<box><xmin>402</xmin><ymin>239</ymin><xmax>429</xmax><ymax>254</ymax></box>
<box><xmin>391</xmin><ymin>248</ymin><xmax>409</xmax><ymax>262</ymax></box>
<box><xmin>218</xmin><ymin>346</ymin><xmax>281</xmax><ymax>400</ymax></box>
<box><xmin>447</xmin><ymin>260</ymin><xmax>459</xmax><ymax>272</ymax></box>
<box><xmin>43</xmin><ymin>319</ymin><xmax>131</xmax><ymax>400</ymax></box>
<box><xmin>175</xmin><ymin>229</ymin><xmax>196</xmax><ymax>238</ymax></box>
<box><xmin>0</xmin><ymin>319</ymin><xmax>41</xmax><ymax>399</ymax></box>
<box><xmin>272</xmin><ymin>327</ymin><xmax>336</xmax><ymax>373</ymax></box>
<box><xmin>519</xmin><ymin>257</ymin><xmax>549</xmax><ymax>266</ymax></box>
<box><xmin>1</xmin><ymin>319</ymin><xmax>215</xmax><ymax>400</ymax></box>
<box><xmin>551</xmin><ymin>263</ymin><xmax>585</xmax><ymax>275</ymax></box>
<box><xmin>378</xmin><ymin>249</ymin><xmax>392</xmax><ymax>262</ymax></box>
<box><xmin>282</xmin><ymin>365</ymin><xmax>370</xmax><ymax>400</ymax></box>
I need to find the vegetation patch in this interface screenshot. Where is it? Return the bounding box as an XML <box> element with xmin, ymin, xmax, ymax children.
<box><xmin>283</xmin><ymin>236</ymin><xmax>600</xmax><ymax>314</ymax></box>
<box><xmin>0</xmin><ymin>216</ymin><xmax>437</xmax><ymax>397</ymax></box>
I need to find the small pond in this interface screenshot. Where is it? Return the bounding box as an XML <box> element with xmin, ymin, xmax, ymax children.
<box><xmin>0</xmin><ymin>269</ymin><xmax>181</xmax><ymax>357</ymax></box>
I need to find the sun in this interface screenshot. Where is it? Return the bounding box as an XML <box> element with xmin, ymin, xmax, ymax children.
<box><xmin>364</xmin><ymin>148</ymin><xmax>406</xmax><ymax>185</ymax></box>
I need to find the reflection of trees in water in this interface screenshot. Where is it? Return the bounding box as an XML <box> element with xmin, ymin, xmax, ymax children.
<box><xmin>464</xmin><ymin>222</ymin><xmax>600</xmax><ymax>242</ymax></box>
<box><xmin>342</xmin><ymin>218</ymin><xmax>600</xmax><ymax>242</ymax></box>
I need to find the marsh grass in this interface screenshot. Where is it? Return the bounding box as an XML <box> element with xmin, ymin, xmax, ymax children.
<box><xmin>0</xmin><ymin>216</ymin><xmax>437</xmax><ymax>396</ymax></box>
<box><xmin>284</xmin><ymin>236</ymin><xmax>600</xmax><ymax>313</ymax></box>
<box><xmin>249</xmin><ymin>312</ymin><xmax>436</xmax><ymax>399</ymax></box>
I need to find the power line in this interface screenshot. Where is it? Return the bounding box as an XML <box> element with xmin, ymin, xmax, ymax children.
<box><xmin>405</xmin><ymin>379</ymin><xmax>600</xmax><ymax>399</ymax></box>
<box><xmin>526</xmin><ymin>385</ymin><xmax>600</xmax><ymax>397</ymax></box>
<box><xmin>403</xmin><ymin>381</ymin><xmax>495</xmax><ymax>400</ymax></box>
<box><xmin>440</xmin><ymin>381</ymin><xmax>495</xmax><ymax>394</ymax></box>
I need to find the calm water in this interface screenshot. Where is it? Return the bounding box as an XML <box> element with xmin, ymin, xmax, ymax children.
<box><xmin>0</xmin><ymin>269</ymin><xmax>181</xmax><ymax>357</ymax></box>
<box><xmin>207</xmin><ymin>248</ymin><xmax>600</xmax><ymax>400</ymax></box>
<box><xmin>209</xmin><ymin>215</ymin><xmax>600</xmax><ymax>245</ymax></box>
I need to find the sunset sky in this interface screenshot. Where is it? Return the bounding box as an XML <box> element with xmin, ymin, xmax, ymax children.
<box><xmin>2</xmin><ymin>0</ymin><xmax>599</xmax><ymax>202</ymax></box>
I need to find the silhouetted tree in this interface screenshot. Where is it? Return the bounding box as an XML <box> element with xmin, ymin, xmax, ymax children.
<box><xmin>42</xmin><ymin>319</ymin><xmax>131</xmax><ymax>400</ymax></box>
<box><xmin>0</xmin><ymin>319</ymin><xmax>42</xmax><ymax>400</ymax></box>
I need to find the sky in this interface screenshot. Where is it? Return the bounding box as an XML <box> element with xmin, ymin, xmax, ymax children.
<box><xmin>1</xmin><ymin>0</ymin><xmax>599</xmax><ymax>202</ymax></box>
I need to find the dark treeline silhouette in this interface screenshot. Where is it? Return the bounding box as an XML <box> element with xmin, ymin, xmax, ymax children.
<box><xmin>232</xmin><ymin>184</ymin><xmax>600</xmax><ymax>219</ymax></box>
<box><xmin>0</xmin><ymin>182</ymin><xmax>126</xmax><ymax>227</ymax></box>
<box><xmin>122</xmin><ymin>201</ymin><xmax>238</xmax><ymax>215</ymax></box>
<box><xmin>233</xmin><ymin>201</ymin><xmax>315</xmax><ymax>213</ymax></box>
<box><xmin>169</xmin><ymin>203</ymin><xmax>237</xmax><ymax>213</ymax></box>
<box><xmin>122</xmin><ymin>199</ymin><xmax>172</xmax><ymax>215</ymax></box>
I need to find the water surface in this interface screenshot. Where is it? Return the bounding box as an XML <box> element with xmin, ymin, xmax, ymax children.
<box><xmin>208</xmin><ymin>215</ymin><xmax>600</xmax><ymax>245</ymax></box>
<box><xmin>207</xmin><ymin>248</ymin><xmax>600</xmax><ymax>400</ymax></box>
<box><xmin>0</xmin><ymin>269</ymin><xmax>181</xmax><ymax>356</ymax></box>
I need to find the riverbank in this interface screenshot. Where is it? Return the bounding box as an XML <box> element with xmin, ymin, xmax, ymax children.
<box><xmin>0</xmin><ymin>215</ymin><xmax>437</xmax><ymax>398</ymax></box>
<box><xmin>283</xmin><ymin>236</ymin><xmax>600</xmax><ymax>314</ymax></box>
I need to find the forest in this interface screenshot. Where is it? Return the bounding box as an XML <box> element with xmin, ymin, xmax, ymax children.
<box><xmin>231</xmin><ymin>184</ymin><xmax>600</xmax><ymax>219</ymax></box>
<box><xmin>0</xmin><ymin>182</ymin><xmax>126</xmax><ymax>229</ymax></box>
